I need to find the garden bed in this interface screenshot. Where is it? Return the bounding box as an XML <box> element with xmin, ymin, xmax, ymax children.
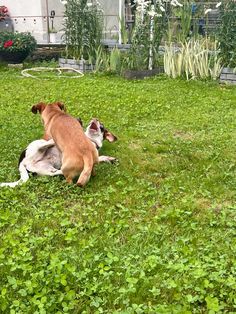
<box><xmin>59</xmin><ymin>57</ymin><xmax>94</xmax><ymax>72</ymax></box>
<box><xmin>123</xmin><ymin>67</ymin><xmax>164</xmax><ymax>79</ymax></box>
<box><xmin>30</xmin><ymin>47</ymin><xmax>64</xmax><ymax>62</ymax></box>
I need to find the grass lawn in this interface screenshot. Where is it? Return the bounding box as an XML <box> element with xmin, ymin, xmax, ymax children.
<box><xmin>0</xmin><ymin>67</ymin><xmax>236</xmax><ymax>313</ymax></box>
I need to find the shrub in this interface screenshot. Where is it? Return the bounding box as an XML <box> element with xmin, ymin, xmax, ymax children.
<box><xmin>217</xmin><ymin>0</ymin><xmax>236</xmax><ymax>67</ymax></box>
<box><xmin>0</xmin><ymin>5</ymin><xmax>8</xmax><ymax>21</ymax></box>
<box><xmin>0</xmin><ymin>31</ymin><xmax>37</xmax><ymax>54</ymax></box>
<box><xmin>128</xmin><ymin>1</ymin><xmax>168</xmax><ymax>70</ymax></box>
<box><xmin>62</xmin><ymin>0</ymin><xmax>103</xmax><ymax>61</ymax></box>
<box><xmin>164</xmin><ymin>39</ymin><xmax>222</xmax><ymax>80</ymax></box>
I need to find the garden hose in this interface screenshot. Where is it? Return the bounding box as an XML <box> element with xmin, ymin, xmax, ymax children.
<box><xmin>21</xmin><ymin>67</ymin><xmax>84</xmax><ymax>79</ymax></box>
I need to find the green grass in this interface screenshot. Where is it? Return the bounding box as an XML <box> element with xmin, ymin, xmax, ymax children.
<box><xmin>0</xmin><ymin>67</ymin><xmax>236</xmax><ymax>313</ymax></box>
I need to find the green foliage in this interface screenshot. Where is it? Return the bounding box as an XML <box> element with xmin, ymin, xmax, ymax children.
<box><xmin>93</xmin><ymin>46</ymin><xmax>122</xmax><ymax>73</ymax></box>
<box><xmin>0</xmin><ymin>31</ymin><xmax>36</xmax><ymax>53</ymax></box>
<box><xmin>164</xmin><ymin>38</ymin><xmax>222</xmax><ymax>80</ymax></box>
<box><xmin>94</xmin><ymin>45</ymin><xmax>108</xmax><ymax>72</ymax></box>
<box><xmin>62</xmin><ymin>0</ymin><xmax>103</xmax><ymax>61</ymax></box>
<box><xmin>177</xmin><ymin>0</ymin><xmax>192</xmax><ymax>42</ymax></box>
<box><xmin>217</xmin><ymin>0</ymin><xmax>236</xmax><ymax>67</ymax></box>
<box><xmin>0</xmin><ymin>67</ymin><xmax>236</xmax><ymax>312</ymax></box>
<box><xmin>118</xmin><ymin>16</ymin><xmax>129</xmax><ymax>45</ymax></box>
<box><xmin>109</xmin><ymin>48</ymin><xmax>121</xmax><ymax>72</ymax></box>
<box><xmin>169</xmin><ymin>0</ymin><xmax>205</xmax><ymax>42</ymax></box>
<box><xmin>128</xmin><ymin>2</ymin><xmax>167</xmax><ymax>70</ymax></box>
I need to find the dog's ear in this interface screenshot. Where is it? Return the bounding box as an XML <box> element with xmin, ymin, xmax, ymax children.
<box><xmin>31</xmin><ymin>102</ymin><xmax>46</xmax><ymax>114</ymax></box>
<box><xmin>54</xmin><ymin>102</ymin><xmax>66</xmax><ymax>112</ymax></box>
<box><xmin>104</xmin><ymin>130</ymin><xmax>117</xmax><ymax>142</ymax></box>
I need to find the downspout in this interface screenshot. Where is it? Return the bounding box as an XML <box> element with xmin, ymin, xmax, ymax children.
<box><xmin>118</xmin><ymin>0</ymin><xmax>123</xmax><ymax>44</ymax></box>
<box><xmin>45</xmin><ymin>0</ymin><xmax>50</xmax><ymax>43</ymax></box>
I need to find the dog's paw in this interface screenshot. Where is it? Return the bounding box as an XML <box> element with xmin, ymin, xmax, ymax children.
<box><xmin>98</xmin><ymin>155</ymin><xmax>118</xmax><ymax>164</ymax></box>
<box><xmin>109</xmin><ymin>157</ymin><xmax>118</xmax><ymax>164</ymax></box>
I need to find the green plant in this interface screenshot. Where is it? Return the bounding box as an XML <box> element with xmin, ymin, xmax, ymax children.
<box><xmin>94</xmin><ymin>45</ymin><xmax>107</xmax><ymax>72</ymax></box>
<box><xmin>217</xmin><ymin>0</ymin><xmax>236</xmax><ymax>67</ymax></box>
<box><xmin>128</xmin><ymin>1</ymin><xmax>168</xmax><ymax>70</ymax></box>
<box><xmin>171</xmin><ymin>0</ymin><xmax>205</xmax><ymax>42</ymax></box>
<box><xmin>177</xmin><ymin>0</ymin><xmax>192</xmax><ymax>42</ymax></box>
<box><xmin>93</xmin><ymin>46</ymin><xmax>122</xmax><ymax>73</ymax></box>
<box><xmin>62</xmin><ymin>0</ymin><xmax>103</xmax><ymax>61</ymax></box>
<box><xmin>164</xmin><ymin>38</ymin><xmax>222</xmax><ymax>80</ymax></box>
<box><xmin>119</xmin><ymin>16</ymin><xmax>129</xmax><ymax>44</ymax></box>
<box><xmin>0</xmin><ymin>31</ymin><xmax>36</xmax><ymax>53</ymax></box>
<box><xmin>49</xmin><ymin>28</ymin><xmax>57</xmax><ymax>34</ymax></box>
<box><xmin>165</xmin><ymin>19</ymin><xmax>178</xmax><ymax>44</ymax></box>
<box><xmin>109</xmin><ymin>47</ymin><xmax>121</xmax><ymax>72</ymax></box>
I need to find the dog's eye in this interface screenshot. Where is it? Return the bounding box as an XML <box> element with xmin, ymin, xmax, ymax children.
<box><xmin>100</xmin><ymin>124</ymin><xmax>104</xmax><ymax>132</ymax></box>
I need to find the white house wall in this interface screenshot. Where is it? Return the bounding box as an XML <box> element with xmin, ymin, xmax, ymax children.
<box><xmin>99</xmin><ymin>0</ymin><xmax>120</xmax><ymax>40</ymax></box>
<box><xmin>0</xmin><ymin>0</ymin><xmax>123</xmax><ymax>43</ymax></box>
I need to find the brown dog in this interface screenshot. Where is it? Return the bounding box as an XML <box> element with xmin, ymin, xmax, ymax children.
<box><xmin>31</xmin><ymin>102</ymin><xmax>99</xmax><ymax>187</ymax></box>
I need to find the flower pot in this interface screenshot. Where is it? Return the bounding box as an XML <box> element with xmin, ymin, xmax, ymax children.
<box><xmin>0</xmin><ymin>50</ymin><xmax>30</xmax><ymax>63</ymax></box>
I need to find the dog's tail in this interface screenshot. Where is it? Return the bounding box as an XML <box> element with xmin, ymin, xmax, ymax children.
<box><xmin>0</xmin><ymin>162</ymin><xmax>29</xmax><ymax>188</ymax></box>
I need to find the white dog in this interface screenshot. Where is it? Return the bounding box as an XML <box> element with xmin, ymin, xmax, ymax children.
<box><xmin>0</xmin><ymin>118</ymin><xmax>117</xmax><ymax>188</ymax></box>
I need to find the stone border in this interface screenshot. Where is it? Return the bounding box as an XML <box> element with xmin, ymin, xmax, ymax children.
<box><xmin>220</xmin><ymin>67</ymin><xmax>236</xmax><ymax>85</ymax></box>
<box><xmin>59</xmin><ymin>57</ymin><xmax>94</xmax><ymax>73</ymax></box>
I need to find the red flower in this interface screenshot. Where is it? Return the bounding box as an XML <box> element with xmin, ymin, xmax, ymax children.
<box><xmin>0</xmin><ymin>6</ymin><xmax>8</xmax><ymax>13</ymax></box>
<box><xmin>0</xmin><ymin>6</ymin><xmax>8</xmax><ymax>21</ymax></box>
<box><xmin>3</xmin><ymin>40</ymin><xmax>13</xmax><ymax>48</ymax></box>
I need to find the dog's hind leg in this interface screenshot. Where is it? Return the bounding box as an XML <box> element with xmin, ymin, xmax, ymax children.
<box><xmin>38</xmin><ymin>168</ymin><xmax>63</xmax><ymax>176</ymax></box>
<box><xmin>61</xmin><ymin>164</ymin><xmax>80</xmax><ymax>184</ymax></box>
<box><xmin>37</xmin><ymin>139</ymin><xmax>55</xmax><ymax>152</ymax></box>
<box><xmin>50</xmin><ymin>169</ymin><xmax>63</xmax><ymax>176</ymax></box>
<box><xmin>62</xmin><ymin>169</ymin><xmax>77</xmax><ymax>184</ymax></box>
<box><xmin>34</xmin><ymin>163</ymin><xmax>63</xmax><ymax>176</ymax></box>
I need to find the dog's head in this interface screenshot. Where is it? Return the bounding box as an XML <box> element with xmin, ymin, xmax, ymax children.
<box><xmin>85</xmin><ymin>118</ymin><xmax>117</xmax><ymax>150</ymax></box>
<box><xmin>31</xmin><ymin>102</ymin><xmax>65</xmax><ymax>114</ymax></box>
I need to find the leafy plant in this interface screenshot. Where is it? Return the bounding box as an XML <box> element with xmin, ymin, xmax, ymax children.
<box><xmin>119</xmin><ymin>16</ymin><xmax>129</xmax><ymax>44</ymax></box>
<box><xmin>164</xmin><ymin>38</ymin><xmax>222</xmax><ymax>80</ymax></box>
<box><xmin>0</xmin><ymin>31</ymin><xmax>36</xmax><ymax>53</ymax></box>
<box><xmin>62</xmin><ymin>0</ymin><xmax>103</xmax><ymax>61</ymax></box>
<box><xmin>109</xmin><ymin>47</ymin><xmax>121</xmax><ymax>72</ymax></box>
<box><xmin>127</xmin><ymin>1</ymin><xmax>168</xmax><ymax>70</ymax></box>
<box><xmin>94</xmin><ymin>45</ymin><xmax>107</xmax><ymax>72</ymax></box>
<box><xmin>165</xmin><ymin>19</ymin><xmax>178</xmax><ymax>44</ymax></box>
<box><xmin>177</xmin><ymin>0</ymin><xmax>192</xmax><ymax>42</ymax></box>
<box><xmin>217</xmin><ymin>0</ymin><xmax>236</xmax><ymax>67</ymax></box>
<box><xmin>169</xmin><ymin>0</ymin><xmax>206</xmax><ymax>43</ymax></box>
<box><xmin>93</xmin><ymin>46</ymin><xmax>122</xmax><ymax>73</ymax></box>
